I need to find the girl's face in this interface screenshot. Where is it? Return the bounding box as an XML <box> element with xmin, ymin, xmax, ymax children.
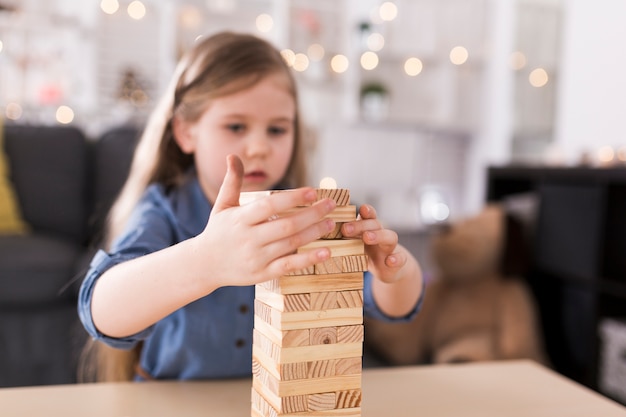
<box><xmin>174</xmin><ymin>73</ymin><xmax>296</xmax><ymax>204</ymax></box>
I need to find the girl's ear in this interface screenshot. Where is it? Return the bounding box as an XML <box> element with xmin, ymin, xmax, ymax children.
<box><xmin>172</xmin><ymin>116</ymin><xmax>196</xmax><ymax>154</ymax></box>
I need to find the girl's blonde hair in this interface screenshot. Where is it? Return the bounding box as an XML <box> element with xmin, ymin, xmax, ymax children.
<box><xmin>79</xmin><ymin>31</ymin><xmax>307</xmax><ymax>382</ymax></box>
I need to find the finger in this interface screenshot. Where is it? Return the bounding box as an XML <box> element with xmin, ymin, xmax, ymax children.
<box><xmin>260</xmin><ymin>216</ymin><xmax>336</xmax><ymax>260</ymax></box>
<box><xmin>243</xmin><ymin>189</ymin><xmax>333</xmax><ymax>226</ymax></box>
<box><xmin>341</xmin><ymin>218</ymin><xmax>381</xmax><ymax>238</ymax></box>
<box><xmin>359</xmin><ymin>204</ymin><xmax>377</xmax><ymax>219</ymax></box>
<box><xmin>213</xmin><ymin>154</ymin><xmax>244</xmax><ymax>213</ymax></box>
<box><xmin>264</xmin><ymin>248</ymin><xmax>332</xmax><ymax>279</ymax></box>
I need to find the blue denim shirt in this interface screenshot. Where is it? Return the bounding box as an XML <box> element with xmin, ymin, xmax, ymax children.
<box><xmin>78</xmin><ymin>175</ymin><xmax>422</xmax><ymax>380</ymax></box>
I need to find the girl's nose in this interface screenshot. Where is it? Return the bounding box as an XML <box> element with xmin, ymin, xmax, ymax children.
<box><xmin>244</xmin><ymin>134</ymin><xmax>271</xmax><ymax>158</ymax></box>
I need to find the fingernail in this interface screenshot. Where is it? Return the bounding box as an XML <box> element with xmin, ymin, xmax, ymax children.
<box><xmin>326</xmin><ymin>199</ymin><xmax>336</xmax><ymax>211</ymax></box>
<box><xmin>343</xmin><ymin>224</ymin><xmax>354</xmax><ymax>234</ymax></box>
<box><xmin>364</xmin><ymin>231</ymin><xmax>375</xmax><ymax>242</ymax></box>
<box><xmin>305</xmin><ymin>189</ymin><xmax>316</xmax><ymax>201</ymax></box>
<box><xmin>326</xmin><ymin>219</ymin><xmax>335</xmax><ymax>230</ymax></box>
<box><xmin>317</xmin><ymin>248</ymin><xmax>330</xmax><ymax>260</ymax></box>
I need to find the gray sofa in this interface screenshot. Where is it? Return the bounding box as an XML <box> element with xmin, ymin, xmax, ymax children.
<box><xmin>0</xmin><ymin>124</ymin><xmax>138</xmax><ymax>387</ymax></box>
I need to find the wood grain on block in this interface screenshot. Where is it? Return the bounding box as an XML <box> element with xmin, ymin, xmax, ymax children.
<box><xmin>240</xmin><ymin>188</ymin><xmax>349</xmax><ymax>207</ymax></box>
<box><xmin>335</xmin><ymin>357</ymin><xmax>363</xmax><ymax>376</ymax></box>
<box><xmin>337</xmin><ymin>291</ymin><xmax>363</xmax><ymax>309</ymax></box>
<box><xmin>298</xmin><ymin>239</ymin><xmax>364</xmax><ymax>258</ymax></box>
<box><xmin>253</xmin><ymin>341</ymin><xmax>363</xmax><ymax>365</ymax></box>
<box><xmin>274</xmin><ymin>307</ymin><xmax>363</xmax><ymax>331</ymax></box>
<box><xmin>254</xmin><ymin>317</ymin><xmax>310</xmax><ymax>348</ymax></box>
<box><xmin>258</xmin><ymin>272</ymin><xmax>363</xmax><ymax>295</ymax></box>
<box><xmin>341</xmin><ymin>255</ymin><xmax>368</xmax><ymax>273</ymax></box>
<box><xmin>309</xmin><ymin>327</ymin><xmax>337</xmax><ymax>345</ymax></box>
<box><xmin>310</xmin><ymin>291</ymin><xmax>337</xmax><ymax>311</ymax></box>
<box><xmin>285</xmin><ymin>265</ymin><xmax>315</xmax><ymax>276</ymax></box>
<box><xmin>280</xmin><ymin>205</ymin><xmax>356</xmax><ymax>223</ymax></box>
<box><xmin>316</xmin><ymin>188</ymin><xmax>350</xmax><ymax>206</ymax></box>
<box><xmin>315</xmin><ymin>257</ymin><xmax>343</xmax><ymax>275</ymax></box>
<box><xmin>308</xmin><ymin>392</ymin><xmax>336</xmax><ymax>411</ymax></box>
<box><xmin>307</xmin><ymin>359</ymin><xmax>336</xmax><ymax>378</ymax></box>
<box><xmin>335</xmin><ymin>389</ymin><xmax>362</xmax><ymax>409</ymax></box>
<box><xmin>256</xmin><ymin>286</ymin><xmax>311</xmax><ymax>312</ymax></box>
<box><xmin>336</xmin><ymin>325</ymin><xmax>364</xmax><ymax>344</ymax></box>
<box><xmin>275</xmin><ymin>374</ymin><xmax>362</xmax><ymax>397</ymax></box>
<box><xmin>252</xmin><ymin>385</ymin><xmax>362</xmax><ymax>417</ymax></box>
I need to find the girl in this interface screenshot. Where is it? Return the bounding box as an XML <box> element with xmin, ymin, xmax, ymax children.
<box><xmin>78</xmin><ymin>31</ymin><xmax>423</xmax><ymax>382</ymax></box>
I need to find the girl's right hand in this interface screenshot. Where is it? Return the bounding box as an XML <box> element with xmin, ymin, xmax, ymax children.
<box><xmin>194</xmin><ymin>154</ymin><xmax>336</xmax><ymax>288</ymax></box>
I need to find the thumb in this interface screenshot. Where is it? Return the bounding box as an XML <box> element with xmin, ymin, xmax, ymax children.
<box><xmin>212</xmin><ymin>154</ymin><xmax>244</xmax><ymax>213</ymax></box>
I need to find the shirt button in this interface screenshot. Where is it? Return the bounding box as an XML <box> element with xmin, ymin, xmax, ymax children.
<box><xmin>239</xmin><ymin>304</ymin><xmax>249</xmax><ymax>314</ymax></box>
<box><xmin>235</xmin><ymin>339</ymin><xmax>246</xmax><ymax>348</ymax></box>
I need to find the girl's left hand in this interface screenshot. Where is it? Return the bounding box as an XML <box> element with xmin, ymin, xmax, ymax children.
<box><xmin>341</xmin><ymin>204</ymin><xmax>407</xmax><ymax>284</ymax></box>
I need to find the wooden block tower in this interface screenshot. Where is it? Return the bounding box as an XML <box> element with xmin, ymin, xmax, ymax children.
<box><xmin>241</xmin><ymin>189</ymin><xmax>366</xmax><ymax>417</ymax></box>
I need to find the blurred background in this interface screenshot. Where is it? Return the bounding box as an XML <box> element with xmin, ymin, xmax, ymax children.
<box><xmin>3</xmin><ymin>0</ymin><xmax>611</xmax><ymax>227</ymax></box>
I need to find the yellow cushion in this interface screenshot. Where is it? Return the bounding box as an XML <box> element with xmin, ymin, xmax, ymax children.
<box><xmin>0</xmin><ymin>117</ymin><xmax>29</xmax><ymax>234</ymax></box>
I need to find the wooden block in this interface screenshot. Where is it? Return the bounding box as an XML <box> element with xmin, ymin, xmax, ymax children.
<box><xmin>256</xmin><ymin>286</ymin><xmax>311</xmax><ymax>313</ymax></box>
<box><xmin>272</xmin><ymin>307</ymin><xmax>363</xmax><ymax>331</ymax></box>
<box><xmin>280</xmin><ymin>205</ymin><xmax>356</xmax><ymax>223</ymax></box>
<box><xmin>307</xmin><ymin>359</ymin><xmax>336</xmax><ymax>378</ymax></box>
<box><xmin>254</xmin><ymin>317</ymin><xmax>310</xmax><ymax>348</ymax></box>
<box><xmin>315</xmin><ymin>257</ymin><xmax>343</xmax><ymax>275</ymax></box>
<box><xmin>298</xmin><ymin>239</ymin><xmax>364</xmax><ymax>258</ymax></box>
<box><xmin>285</xmin><ymin>265</ymin><xmax>315</xmax><ymax>276</ymax></box>
<box><xmin>253</xmin><ymin>387</ymin><xmax>362</xmax><ymax>416</ymax></box>
<box><xmin>253</xmin><ymin>341</ymin><xmax>363</xmax><ymax>365</ymax></box>
<box><xmin>240</xmin><ymin>188</ymin><xmax>349</xmax><ymax>207</ymax></box>
<box><xmin>335</xmin><ymin>389</ymin><xmax>362</xmax><ymax>409</ymax></box>
<box><xmin>310</xmin><ymin>291</ymin><xmax>337</xmax><ymax>310</ymax></box>
<box><xmin>341</xmin><ymin>255</ymin><xmax>368</xmax><ymax>273</ymax></box>
<box><xmin>259</xmin><ymin>272</ymin><xmax>363</xmax><ymax>295</ymax></box>
<box><xmin>308</xmin><ymin>392</ymin><xmax>336</xmax><ymax>411</ymax></box>
<box><xmin>316</xmin><ymin>188</ymin><xmax>350</xmax><ymax>206</ymax></box>
<box><xmin>337</xmin><ymin>291</ymin><xmax>363</xmax><ymax>309</ymax></box>
<box><xmin>310</xmin><ymin>327</ymin><xmax>337</xmax><ymax>345</ymax></box>
<box><xmin>254</xmin><ymin>370</ymin><xmax>362</xmax><ymax>398</ymax></box>
<box><xmin>335</xmin><ymin>357</ymin><xmax>362</xmax><ymax>376</ymax></box>
<box><xmin>336</xmin><ymin>325</ymin><xmax>364</xmax><ymax>344</ymax></box>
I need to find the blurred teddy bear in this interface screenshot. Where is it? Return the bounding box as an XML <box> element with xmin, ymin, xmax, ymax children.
<box><xmin>365</xmin><ymin>203</ymin><xmax>548</xmax><ymax>365</ymax></box>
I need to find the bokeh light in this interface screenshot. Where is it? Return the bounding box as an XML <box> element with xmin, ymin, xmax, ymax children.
<box><xmin>510</xmin><ymin>51</ymin><xmax>527</xmax><ymax>70</ymax></box>
<box><xmin>100</xmin><ymin>0</ymin><xmax>119</xmax><ymax>14</ymax></box>
<box><xmin>360</xmin><ymin>51</ymin><xmax>379</xmax><ymax>70</ymax></box>
<box><xmin>5</xmin><ymin>103</ymin><xmax>23</xmax><ymax>120</ymax></box>
<box><xmin>404</xmin><ymin>57</ymin><xmax>423</xmax><ymax>76</ymax></box>
<box><xmin>529</xmin><ymin>68</ymin><xmax>549</xmax><ymax>87</ymax></box>
<box><xmin>281</xmin><ymin>49</ymin><xmax>296</xmax><ymax>67</ymax></box>
<box><xmin>292</xmin><ymin>53</ymin><xmax>309</xmax><ymax>72</ymax></box>
<box><xmin>56</xmin><ymin>105</ymin><xmax>74</xmax><ymax>124</ymax></box>
<box><xmin>367</xmin><ymin>33</ymin><xmax>385</xmax><ymax>51</ymax></box>
<box><xmin>127</xmin><ymin>1</ymin><xmax>146</xmax><ymax>20</ymax></box>
<box><xmin>307</xmin><ymin>43</ymin><xmax>325</xmax><ymax>61</ymax></box>
<box><xmin>319</xmin><ymin>177</ymin><xmax>337</xmax><ymax>189</ymax></box>
<box><xmin>256</xmin><ymin>13</ymin><xmax>273</xmax><ymax>33</ymax></box>
<box><xmin>330</xmin><ymin>54</ymin><xmax>349</xmax><ymax>73</ymax></box>
<box><xmin>379</xmin><ymin>2</ymin><xmax>398</xmax><ymax>22</ymax></box>
<box><xmin>450</xmin><ymin>46</ymin><xmax>468</xmax><ymax>65</ymax></box>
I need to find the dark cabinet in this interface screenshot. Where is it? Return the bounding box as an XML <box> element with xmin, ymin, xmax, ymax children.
<box><xmin>486</xmin><ymin>166</ymin><xmax>626</xmax><ymax>402</ymax></box>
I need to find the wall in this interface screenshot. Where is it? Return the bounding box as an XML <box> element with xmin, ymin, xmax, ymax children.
<box><xmin>555</xmin><ymin>0</ymin><xmax>626</xmax><ymax>164</ymax></box>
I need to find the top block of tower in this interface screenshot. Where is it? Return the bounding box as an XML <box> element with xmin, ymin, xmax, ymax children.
<box><xmin>239</xmin><ymin>188</ymin><xmax>350</xmax><ymax>206</ymax></box>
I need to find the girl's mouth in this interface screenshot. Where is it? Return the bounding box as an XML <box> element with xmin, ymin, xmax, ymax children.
<box><xmin>244</xmin><ymin>170</ymin><xmax>268</xmax><ymax>182</ymax></box>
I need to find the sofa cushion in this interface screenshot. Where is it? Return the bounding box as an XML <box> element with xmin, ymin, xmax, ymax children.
<box><xmin>4</xmin><ymin>125</ymin><xmax>89</xmax><ymax>243</ymax></box>
<box><xmin>0</xmin><ymin>118</ymin><xmax>29</xmax><ymax>234</ymax></box>
<box><xmin>0</xmin><ymin>235</ymin><xmax>82</xmax><ymax>304</ymax></box>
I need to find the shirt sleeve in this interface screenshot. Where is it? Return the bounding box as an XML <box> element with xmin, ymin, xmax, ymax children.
<box><xmin>362</xmin><ymin>270</ymin><xmax>425</xmax><ymax>322</ymax></box>
<box><xmin>78</xmin><ymin>250</ymin><xmax>154</xmax><ymax>349</ymax></box>
<box><xmin>77</xmin><ymin>188</ymin><xmax>181</xmax><ymax>349</ymax></box>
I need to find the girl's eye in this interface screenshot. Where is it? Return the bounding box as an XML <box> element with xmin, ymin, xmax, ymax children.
<box><xmin>226</xmin><ymin>123</ymin><xmax>245</xmax><ymax>133</ymax></box>
<box><xmin>268</xmin><ymin>126</ymin><xmax>287</xmax><ymax>136</ymax></box>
